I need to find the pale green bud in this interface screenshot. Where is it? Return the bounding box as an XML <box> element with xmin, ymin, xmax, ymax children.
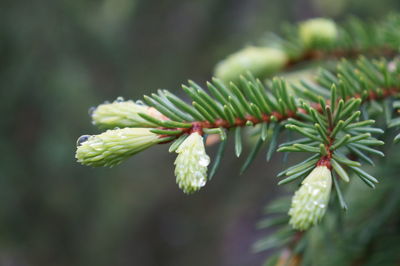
<box><xmin>288</xmin><ymin>165</ymin><xmax>332</xmax><ymax>231</ymax></box>
<box><xmin>76</xmin><ymin>128</ymin><xmax>160</xmax><ymax>167</ymax></box>
<box><xmin>91</xmin><ymin>99</ymin><xmax>162</xmax><ymax>129</ymax></box>
<box><xmin>299</xmin><ymin>18</ymin><xmax>338</xmax><ymax>48</ymax></box>
<box><xmin>174</xmin><ymin>132</ymin><xmax>210</xmax><ymax>194</ymax></box>
<box><xmin>214</xmin><ymin>46</ymin><xmax>288</xmax><ymax>83</ymax></box>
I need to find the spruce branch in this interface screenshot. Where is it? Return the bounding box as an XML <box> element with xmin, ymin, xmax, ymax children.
<box><xmin>76</xmin><ymin>57</ymin><xmax>399</xmax><ymax>191</ymax></box>
<box><xmin>74</xmin><ymin>13</ymin><xmax>400</xmax><ymax>266</ymax></box>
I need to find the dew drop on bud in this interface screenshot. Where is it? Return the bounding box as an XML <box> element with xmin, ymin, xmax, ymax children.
<box><xmin>199</xmin><ymin>156</ymin><xmax>210</xmax><ymax>167</ymax></box>
<box><xmin>193</xmin><ymin>172</ymin><xmax>206</xmax><ymax>187</ymax></box>
<box><xmin>135</xmin><ymin>100</ymin><xmax>146</xmax><ymax>106</ymax></box>
<box><xmin>88</xmin><ymin>106</ymin><xmax>96</xmax><ymax>116</ymax></box>
<box><xmin>77</xmin><ymin>135</ymin><xmax>90</xmax><ymax>146</ymax></box>
<box><xmin>115</xmin><ymin>96</ymin><xmax>124</xmax><ymax>103</ymax></box>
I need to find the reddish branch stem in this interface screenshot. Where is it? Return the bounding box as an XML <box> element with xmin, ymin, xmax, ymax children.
<box><xmin>158</xmin><ymin>87</ymin><xmax>398</xmax><ymax>141</ymax></box>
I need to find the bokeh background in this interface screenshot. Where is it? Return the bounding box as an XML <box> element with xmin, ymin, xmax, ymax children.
<box><xmin>1</xmin><ymin>0</ymin><xmax>400</xmax><ymax>265</ymax></box>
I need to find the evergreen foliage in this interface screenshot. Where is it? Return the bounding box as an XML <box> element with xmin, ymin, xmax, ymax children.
<box><xmin>76</xmin><ymin>14</ymin><xmax>400</xmax><ymax>265</ymax></box>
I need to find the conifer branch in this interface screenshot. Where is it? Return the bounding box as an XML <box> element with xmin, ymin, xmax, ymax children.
<box><xmin>74</xmin><ymin>13</ymin><xmax>400</xmax><ymax>266</ymax></box>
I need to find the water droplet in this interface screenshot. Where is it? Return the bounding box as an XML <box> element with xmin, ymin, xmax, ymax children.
<box><xmin>197</xmin><ymin>179</ymin><xmax>206</xmax><ymax>187</ymax></box>
<box><xmin>115</xmin><ymin>96</ymin><xmax>124</xmax><ymax>103</ymax></box>
<box><xmin>192</xmin><ymin>173</ymin><xmax>206</xmax><ymax>187</ymax></box>
<box><xmin>88</xmin><ymin>106</ymin><xmax>96</xmax><ymax>116</ymax></box>
<box><xmin>312</xmin><ymin>189</ymin><xmax>320</xmax><ymax>196</ymax></box>
<box><xmin>199</xmin><ymin>155</ymin><xmax>210</xmax><ymax>166</ymax></box>
<box><xmin>103</xmin><ymin>100</ymin><xmax>110</xmax><ymax>104</ymax></box>
<box><xmin>77</xmin><ymin>135</ymin><xmax>90</xmax><ymax>146</ymax></box>
<box><xmin>135</xmin><ymin>100</ymin><xmax>146</xmax><ymax>106</ymax></box>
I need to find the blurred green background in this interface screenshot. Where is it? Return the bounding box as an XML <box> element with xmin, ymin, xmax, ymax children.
<box><xmin>1</xmin><ymin>0</ymin><xmax>400</xmax><ymax>265</ymax></box>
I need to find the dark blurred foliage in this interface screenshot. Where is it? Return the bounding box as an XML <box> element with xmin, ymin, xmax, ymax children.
<box><xmin>1</xmin><ymin>0</ymin><xmax>399</xmax><ymax>265</ymax></box>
